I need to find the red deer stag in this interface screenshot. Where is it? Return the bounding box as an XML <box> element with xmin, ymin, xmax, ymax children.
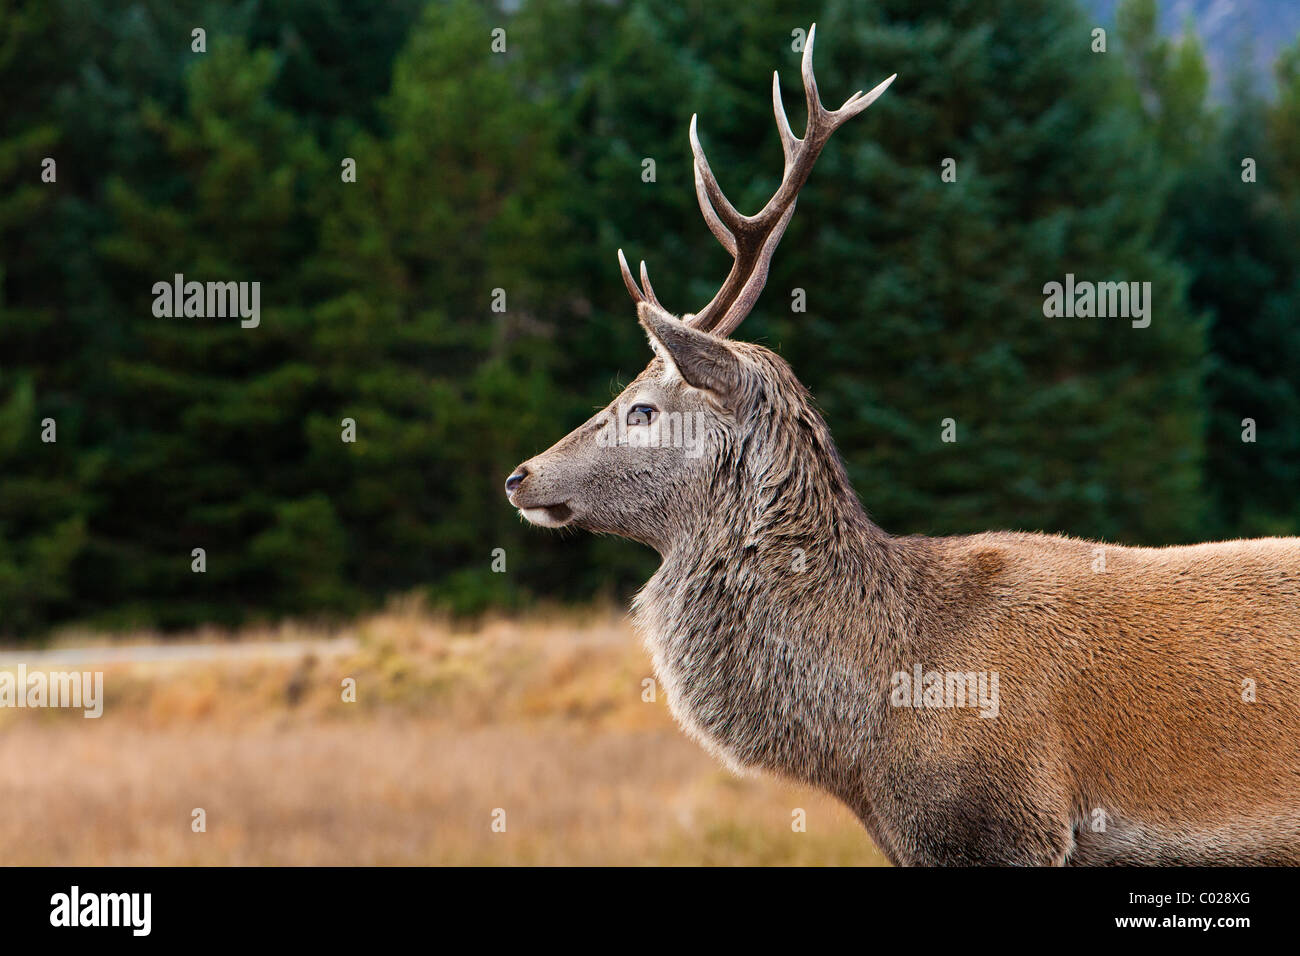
<box><xmin>505</xmin><ymin>24</ymin><xmax>1300</xmax><ymax>865</ymax></box>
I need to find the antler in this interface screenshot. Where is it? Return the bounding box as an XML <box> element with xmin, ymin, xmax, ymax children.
<box><xmin>617</xmin><ymin>23</ymin><xmax>895</xmax><ymax>338</ymax></box>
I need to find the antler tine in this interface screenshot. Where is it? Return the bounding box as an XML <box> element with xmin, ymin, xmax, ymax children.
<box><xmin>689</xmin><ymin>114</ymin><xmax>748</xmax><ymax>240</ymax></box>
<box><xmin>617</xmin><ymin>248</ymin><xmax>645</xmax><ymax>304</ymax></box>
<box><xmin>616</xmin><ymin>247</ymin><xmax>666</xmax><ymax>310</ymax></box>
<box><xmin>800</xmin><ymin>22</ymin><xmax>823</xmax><ymax>128</ymax></box>
<box><xmin>772</xmin><ymin>71</ymin><xmax>799</xmax><ymax>170</ymax></box>
<box><xmin>639</xmin><ymin>260</ymin><xmax>664</xmax><ymax>308</ymax></box>
<box><xmin>692</xmin><ymin>148</ymin><xmax>738</xmax><ymax>257</ymax></box>
<box><xmin>836</xmin><ymin>72</ymin><xmax>898</xmax><ymax>122</ymax></box>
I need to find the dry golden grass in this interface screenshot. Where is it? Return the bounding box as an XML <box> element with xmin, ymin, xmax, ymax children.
<box><xmin>0</xmin><ymin>602</ymin><xmax>888</xmax><ymax>865</ymax></box>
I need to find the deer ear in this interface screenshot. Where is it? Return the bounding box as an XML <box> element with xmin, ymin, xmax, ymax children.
<box><xmin>637</xmin><ymin>302</ymin><xmax>741</xmax><ymax>396</ymax></box>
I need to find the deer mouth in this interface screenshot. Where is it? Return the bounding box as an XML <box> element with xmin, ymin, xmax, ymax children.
<box><xmin>518</xmin><ymin>502</ymin><xmax>574</xmax><ymax>528</ymax></box>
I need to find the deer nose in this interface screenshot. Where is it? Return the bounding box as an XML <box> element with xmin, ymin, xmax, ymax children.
<box><xmin>504</xmin><ymin>467</ymin><xmax>528</xmax><ymax>496</ymax></box>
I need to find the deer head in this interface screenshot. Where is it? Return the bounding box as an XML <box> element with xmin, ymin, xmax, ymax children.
<box><xmin>505</xmin><ymin>25</ymin><xmax>895</xmax><ymax>553</ymax></box>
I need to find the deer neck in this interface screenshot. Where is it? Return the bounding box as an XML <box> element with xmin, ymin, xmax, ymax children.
<box><xmin>633</xmin><ymin>418</ymin><xmax>915</xmax><ymax>795</ymax></box>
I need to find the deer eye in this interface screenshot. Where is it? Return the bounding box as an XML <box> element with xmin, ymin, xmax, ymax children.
<box><xmin>627</xmin><ymin>403</ymin><xmax>657</xmax><ymax>426</ymax></box>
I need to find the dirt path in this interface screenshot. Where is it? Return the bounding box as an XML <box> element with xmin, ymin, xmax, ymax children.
<box><xmin>0</xmin><ymin>637</ymin><xmax>357</xmax><ymax>668</ymax></box>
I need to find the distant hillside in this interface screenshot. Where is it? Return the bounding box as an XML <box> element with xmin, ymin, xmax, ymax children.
<box><xmin>1085</xmin><ymin>0</ymin><xmax>1300</xmax><ymax>96</ymax></box>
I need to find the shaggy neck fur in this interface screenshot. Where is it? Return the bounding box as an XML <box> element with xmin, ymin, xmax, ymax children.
<box><xmin>633</xmin><ymin>353</ymin><xmax>931</xmax><ymax>802</ymax></box>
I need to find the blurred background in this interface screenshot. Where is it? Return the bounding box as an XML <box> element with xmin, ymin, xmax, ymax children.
<box><xmin>0</xmin><ymin>0</ymin><xmax>1298</xmax><ymax>864</ymax></box>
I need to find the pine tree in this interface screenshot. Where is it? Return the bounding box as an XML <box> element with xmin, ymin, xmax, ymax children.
<box><xmin>310</xmin><ymin>0</ymin><xmax>575</xmax><ymax>611</ymax></box>
<box><xmin>1118</xmin><ymin>1</ymin><xmax>1300</xmax><ymax>538</ymax></box>
<box><xmin>91</xmin><ymin>39</ymin><xmax>348</xmax><ymax>627</ymax></box>
<box><xmin>0</xmin><ymin>0</ymin><xmax>97</xmax><ymax>634</ymax></box>
<box><xmin>1164</xmin><ymin>43</ymin><xmax>1300</xmax><ymax>535</ymax></box>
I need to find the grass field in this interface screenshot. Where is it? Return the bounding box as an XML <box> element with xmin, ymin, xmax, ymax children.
<box><xmin>0</xmin><ymin>604</ymin><xmax>887</xmax><ymax>865</ymax></box>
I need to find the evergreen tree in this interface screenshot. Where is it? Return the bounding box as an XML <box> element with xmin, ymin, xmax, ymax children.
<box><xmin>310</xmin><ymin>0</ymin><xmax>574</xmax><ymax>611</ymax></box>
<box><xmin>91</xmin><ymin>39</ymin><xmax>345</xmax><ymax>627</ymax></box>
<box><xmin>1125</xmin><ymin>3</ymin><xmax>1300</xmax><ymax>537</ymax></box>
<box><xmin>0</xmin><ymin>0</ymin><xmax>97</xmax><ymax>633</ymax></box>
